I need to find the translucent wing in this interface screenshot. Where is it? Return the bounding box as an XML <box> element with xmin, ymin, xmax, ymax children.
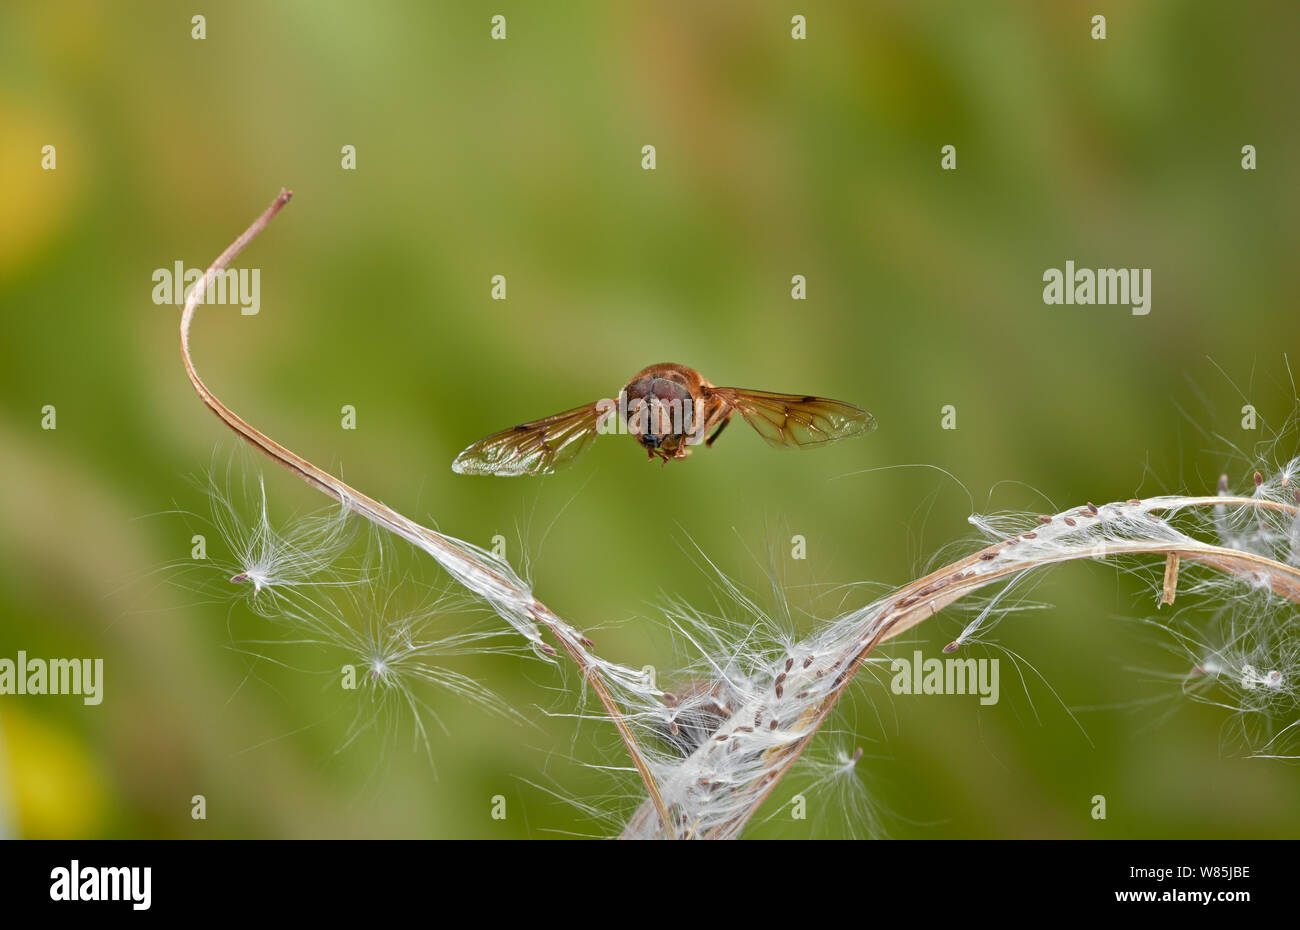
<box><xmin>707</xmin><ymin>388</ymin><xmax>875</xmax><ymax>449</ymax></box>
<box><xmin>451</xmin><ymin>401</ymin><xmax>613</xmax><ymax>476</ymax></box>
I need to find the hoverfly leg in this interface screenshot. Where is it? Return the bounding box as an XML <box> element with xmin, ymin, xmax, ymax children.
<box><xmin>705</xmin><ymin>411</ymin><xmax>734</xmax><ymax>448</ymax></box>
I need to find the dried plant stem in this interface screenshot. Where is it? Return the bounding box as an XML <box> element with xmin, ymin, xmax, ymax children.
<box><xmin>622</xmin><ymin>495</ymin><xmax>1300</xmax><ymax>839</ymax></box>
<box><xmin>175</xmin><ymin>193</ymin><xmax>1300</xmax><ymax>841</ymax></box>
<box><xmin>177</xmin><ymin>191</ymin><xmax>673</xmax><ymax>833</ymax></box>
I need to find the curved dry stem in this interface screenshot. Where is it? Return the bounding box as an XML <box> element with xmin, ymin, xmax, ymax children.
<box><xmin>622</xmin><ymin>495</ymin><xmax>1300</xmax><ymax>839</ymax></box>
<box><xmin>175</xmin><ymin>193</ymin><xmax>1298</xmax><ymax>841</ymax></box>
<box><xmin>177</xmin><ymin>190</ymin><xmax>673</xmax><ymax>835</ymax></box>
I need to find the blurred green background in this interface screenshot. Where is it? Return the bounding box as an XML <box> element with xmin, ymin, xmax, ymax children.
<box><xmin>2</xmin><ymin>0</ymin><xmax>1298</xmax><ymax>839</ymax></box>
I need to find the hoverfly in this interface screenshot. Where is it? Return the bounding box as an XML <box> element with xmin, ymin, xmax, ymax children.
<box><xmin>451</xmin><ymin>363</ymin><xmax>874</xmax><ymax>476</ymax></box>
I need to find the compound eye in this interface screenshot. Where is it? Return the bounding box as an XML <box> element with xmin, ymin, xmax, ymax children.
<box><xmin>624</xmin><ymin>378</ymin><xmax>653</xmax><ymax>402</ymax></box>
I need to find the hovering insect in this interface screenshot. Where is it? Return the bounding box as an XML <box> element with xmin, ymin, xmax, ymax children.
<box><xmin>451</xmin><ymin>363</ymin><xmax>875</xmax><ymax>476</ymax></box>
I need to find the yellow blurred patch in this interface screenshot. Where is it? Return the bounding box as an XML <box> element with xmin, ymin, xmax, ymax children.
<box><xmin>0</xmin><ymin>94</ymin><xmax>82</xmax><ymax>279</ymax></box>
<box><xmin>0</xmin><ymin>706</ymin><xmax>108</xmax><ymax>838</ymax></box>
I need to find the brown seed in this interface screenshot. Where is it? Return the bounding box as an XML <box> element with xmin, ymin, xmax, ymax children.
<box><xmin>1161</xmin><ymin>552</ymin><xmax>1179</xmax><ymax>606</ymax></box>
<box><xmin>1254</xmin><ymin>471</ymin><xmax>1264</xmax><ymax>487</ymax></box>
<box><xmin>1023</xmin><ymin>532</ymin><xmax>1037</xmax><ymax>539</ymax></box>
<box><xmin>979</xmin><ymin>551</ymin><xmax>996</xmax><ymax>560</ymax></box>
<box><xmin>802</xmin><ymin>656</ymin><xmax>814</xmax><ymax>669</ymax></box>
<box><xmin>1127</xmin><ymin>498</ymin><xmax>1142</xmax><ymax>505</ymax></box>
<box><xmin>1037</xmin><ymin>515</ymin><xmax>1053</xmax><ymax>524</ymax></box>
<box><xmin>785</xmin><ymin>658</ymin><xmax>794</xmax><ymax>673</ymax></box>
<box><xmin>775</xmin><ymin>684</ymin><xmax>784</xmax><ymax>699</ymax></box>
<box><xmin>1064</xmin><ymin>517</ymin><xmax>1076</xmax><ymax>527</ymax></box>
<box><xmin>769</xmin><ymin>719</ymin><xmax>778</xmax><ymax>730</ymax></box>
